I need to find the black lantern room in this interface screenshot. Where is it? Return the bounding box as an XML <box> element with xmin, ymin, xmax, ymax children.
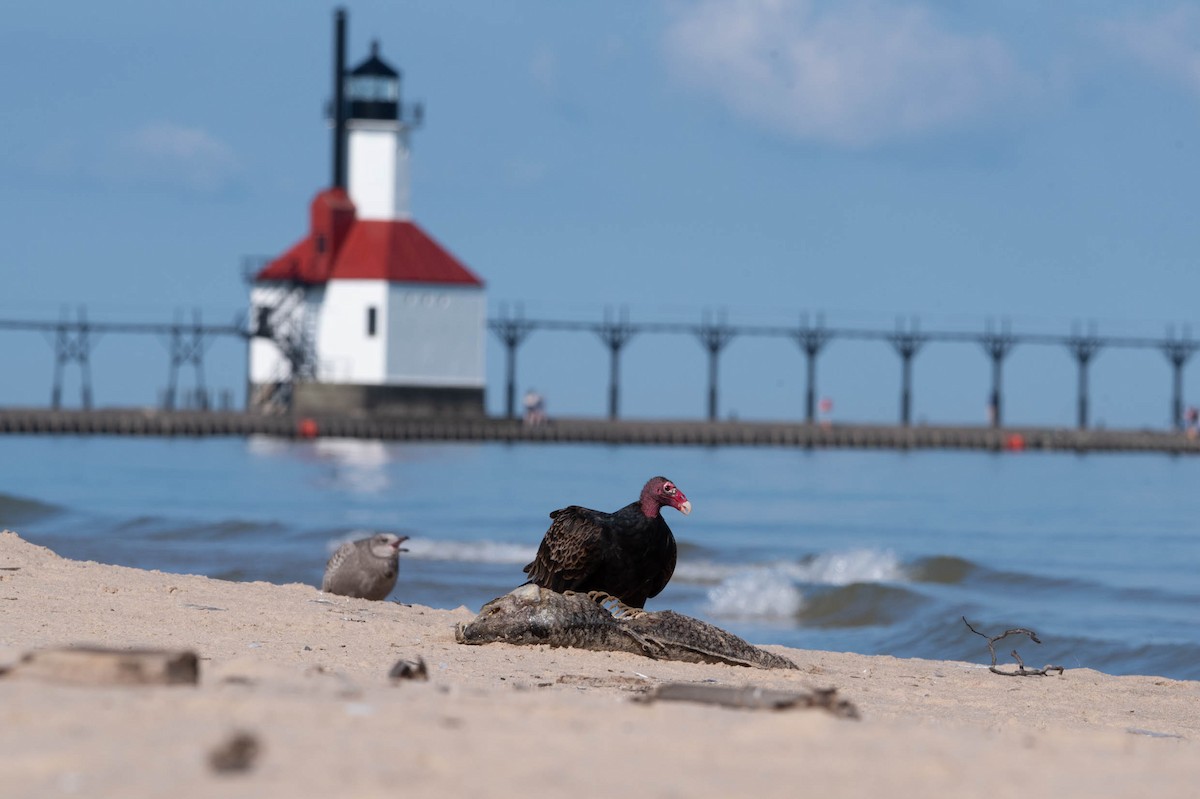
<box><xmin>347</xmin><ymin>41</ymin><xmax>400</xmax><ymax>121</ymax></box>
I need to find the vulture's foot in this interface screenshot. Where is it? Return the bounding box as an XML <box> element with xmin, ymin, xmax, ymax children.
<box><xmin>586</xmin><ymin>590</ymin><xmax>648</xmax><ymax>619</ymax></box>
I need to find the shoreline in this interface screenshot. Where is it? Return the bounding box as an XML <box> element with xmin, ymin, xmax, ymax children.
<box><xmin>1</xmin><ymin>530</ymin><xmax>1197</xmax><ymax>797</ymax></box>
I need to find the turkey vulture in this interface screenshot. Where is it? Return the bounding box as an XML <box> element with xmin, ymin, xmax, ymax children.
<box><xmin>522</xmin><ymin>476</ymin><xmax>691</xmax><ymax>609</ymax></box>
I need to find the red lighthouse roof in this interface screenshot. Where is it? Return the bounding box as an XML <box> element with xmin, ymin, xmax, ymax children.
<box><xmin>257</xmin><ymin>188</ymin><xmax>484</xmax><ymax>287</ymax></box>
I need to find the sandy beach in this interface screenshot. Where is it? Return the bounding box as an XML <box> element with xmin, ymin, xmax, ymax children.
<box><xmin>1</xmin><ymin>529</ymin><xmax>1197</xmax><ymax>798</ymax></box>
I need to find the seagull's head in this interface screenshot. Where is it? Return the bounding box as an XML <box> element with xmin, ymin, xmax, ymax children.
<box><xmin>369</xmin><ymin>533</ymin><xmax>410</xmax><ymax>559</ymax></box>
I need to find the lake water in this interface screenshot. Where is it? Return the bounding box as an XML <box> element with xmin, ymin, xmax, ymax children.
<box><xmin>2</xmin><ymin>435</ymin><xmax>1198</xmax><ymax>680</ymax></box>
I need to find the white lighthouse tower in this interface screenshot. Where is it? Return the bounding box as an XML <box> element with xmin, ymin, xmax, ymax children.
<box><xmin>249</xmin><ymin>10</ymin><xmax>486</xmax><ymax>417</ymax></box>
<box><xmin>346</xmin><ymin>41</ymin><xmax>415</xmax><ymax>222</ymax></box>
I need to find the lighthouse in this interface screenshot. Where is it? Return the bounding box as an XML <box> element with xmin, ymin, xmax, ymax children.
<box><xmin>249</xmin><ymin>10</ymin><xmax>486</xmax><ymax>417</ymax></box>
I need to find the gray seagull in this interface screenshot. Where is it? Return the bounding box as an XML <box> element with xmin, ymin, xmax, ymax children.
<box><xmin>322</xmin><ymin>533</ymin><xmax>410</xmax><ymax>600</ymax></box>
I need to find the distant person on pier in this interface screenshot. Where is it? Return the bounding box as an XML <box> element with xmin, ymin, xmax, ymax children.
<box><xmin>1186</xmin><ymin>406</ymin><xmax>1198</xmax><ymax>439</ymax></box>
<box><xmin>523</xmin><ymin>389</ymin><xmax>546</xmax><ymax>427</ymax></box>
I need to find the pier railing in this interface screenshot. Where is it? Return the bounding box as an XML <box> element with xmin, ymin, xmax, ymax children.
<box><xmin>2</xmin><ymin>306</ymin><xmax>1198</xmax><ymax>432</ymax></box>
<box><xmin>489</xmin><ymin>307</ymin><xmax>1198</xmax><ymax>431</ymax></box>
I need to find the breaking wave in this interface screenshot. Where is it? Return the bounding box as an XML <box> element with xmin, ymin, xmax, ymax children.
<box><xmin>701</xmin><ymin>548</ymin><xmax>909</xmax><ymax>622</ymax></box>
<box><xmin>705</xmin><ymin>568</ymin><xmax>805</xmax><ymax>619</ymax></box>
<box><xmin>401</xmin><ymin>537</ymin><xmax>536</xmax><ymax>565</ymax></box>
<box><xmin>790</xmin><ymin>548</ymin><xmax>907</xmax><ymax>585</ymax></box>
<box><xmin>678</xmin><ymin>547</ymin><xmax>906</xmax><ymax>586</ymax></box>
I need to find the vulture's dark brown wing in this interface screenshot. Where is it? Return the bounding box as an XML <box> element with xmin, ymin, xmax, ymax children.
<box><xmin>646</xmin><ymin>532</ymin><xmax>678</xmax><ymax>600</ymax></box>
<box><xmin>523</xmin><ymin>506</ymin><xmax>609</xmax><ymax>592</ymax></box>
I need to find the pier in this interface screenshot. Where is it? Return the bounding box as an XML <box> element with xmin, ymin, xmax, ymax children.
<box><xmin>2</xmin><ymin>408</ymin><xmax>1198</xmax><ymax>454</ymax></box>
<box><xmin>5</xmin><ymin>308</ymin><xmax>1199</xmax><ymax>433</ymax></box>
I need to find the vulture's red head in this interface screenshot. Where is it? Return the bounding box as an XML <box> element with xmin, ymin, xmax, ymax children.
<box><xmin>640</xmin><ymin>476</ymin><xmax>692</xmax><ymax>518</ymax></box>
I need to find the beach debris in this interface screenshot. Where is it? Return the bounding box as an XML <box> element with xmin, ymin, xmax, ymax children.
<box><xmin>388</xmin><ymin>657</ymin><xmax>429</xmax><ymax>682</ymax></box>
<box><xmin>208</xmin><ymin>730</ymin><xmax>262</xmax><ymax>774</ymax></box>
<box><xmin>322</xmin><ymin>533</ymin><xmax>409</xmax><ymax>600</ymax></box>
<box><xmin>962</xmin><ymin>617</ymin><xmax>1065</xmax><ymax>677</ymax></box>
<box><xmin>456</xmin><ymin>585</ymin><xmax>798</xmax><ymax>669</ymax></box>
<box><xmin>556</xmin><ymin>673</ymin><xmax>654</xmax><ymax>691</ymax></box>
<box><xmin>636</xmin><ymin>683</ymin><xmax>860</xmax><ymax>719</ymax></box>
<box><xmin>1126</xmin><ymin>728</ymin><xmax>1185</xmax><ymax>739</ymax></box>
<box><xmin>0</xmin><ymin>645</ymin><xmax>199</xmax><ymax>686</ymax></box>
<box><xmin>523</xmin><ymin>476</ymin><xmax>690</xmax><ymax>611</ymax></box>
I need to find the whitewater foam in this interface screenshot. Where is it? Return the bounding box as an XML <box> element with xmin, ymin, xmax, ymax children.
<box><xmin>787</xmin><ymin>548</ymin><xmax>905</xmax><ymax>585</ymax></box>
<box><xmin>706</xmin><ymin>567</ymin><xmax>806</xmax><ymax>619</ymax></box>
<box><xmin>702</xmin><ymin>548</ymin><xmax>906</xmax><ymax>621</ymax></box>
<box><xmin>672</xmin><ymin>560</ymin><xmax>738</xmax><ymax>584</ymax></box>
<box><xmin>324</xmin><ymin>533</ymin><xmax>536</xmax><ymax>564</ymax></box>
<box><xmin>677</xmin><ymin>548</ymin><xmax>905</xmax><ymax>586</ymax></box>
<box><xmin>402</xmin><ymin>538</ymin><xmax>536</xmax><ymax>565</ymax></box>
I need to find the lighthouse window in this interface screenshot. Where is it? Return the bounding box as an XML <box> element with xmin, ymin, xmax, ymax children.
<box><xmin>349</xmin><ymin>76</ymin><xmax>398</xmax><ymax>102</ymax></box>
<box><xmin>254</xmin><ymin>306</ymin><xmax>272</xmax><ymax>337</ymax></box>
<box><xmin>366</xmin><ymin>306</ymin><xmax>377</xmax><ymax>337</ymax></box>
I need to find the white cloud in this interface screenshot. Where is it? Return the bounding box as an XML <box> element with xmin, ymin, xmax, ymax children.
<box><xmin>27</xmin><ymin>122</ymin><xmax>238</xmax><ymax>194</ymax></box>
<box><xmin>663</xmin><ymin>0</ymin><xmax>1025</xmax><ymax>148</ymax></box>
<box><xmin>1098</xmin><ymin>5</ymin><xmax>1200</xmax><ymax>96</ymax></box>
<box><xmin>30</xmin><ymin>122</ymin><xmax>241</xmax><ymax>194</ymax></box>
<box><xmin>111</xmin><ymin>122</ymin><xmax>239</xmax><ymax>193</ymax></box>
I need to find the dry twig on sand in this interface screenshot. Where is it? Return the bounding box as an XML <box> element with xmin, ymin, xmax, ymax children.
<box><xmin>962</xmin><ymin>617</ymin><xmax>1065</xmax><ymax>677</ymax></box>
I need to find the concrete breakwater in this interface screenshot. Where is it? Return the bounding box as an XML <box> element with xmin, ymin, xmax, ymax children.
<box><xmin>1</xmin><ymin>408</ymin><xmax>1198</xmax><ymax>453</ymax></box>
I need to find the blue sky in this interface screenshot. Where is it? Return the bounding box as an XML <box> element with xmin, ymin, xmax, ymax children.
<box><xmin>2</xmin><ymin>1</ymin><xmax>1199</xmax><ymax>428</ymax></box>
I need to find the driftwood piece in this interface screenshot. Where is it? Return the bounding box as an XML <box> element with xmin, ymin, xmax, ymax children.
<box><xmin>962</xmin><ymin>617</ymin><xmax>1064</xmax><ymax>677</ymax></box>
<box><xmin>636</xmin><ymin>683</ymin><xmax>859</xmax><ymax>719</ymax></box>
<box><xmin>0</xmin><ymin>646</ymin><xmax>200</xmax><ymax>686</ymax></box>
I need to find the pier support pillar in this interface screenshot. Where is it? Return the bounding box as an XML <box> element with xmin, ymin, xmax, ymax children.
<box><xmin>980</xmin><ymin>320</ymin><xmax>1016</xmax><ymax>428</ymax></box>
<box><xmin>792</xmin><ymin>314</ymin><xmax>831</xmax><ymax>423</ymax></box>
<box><xmin>488</xmin><ymin>305</ymin><xmax>533</xmax><ymax>420</ymax></box>
<box><xmin>597</xmin><ymin>307</ymin><xmax>636</xmax><ymax>420</ymax></box>
<box><xmin>1161</xmin><ymin>327</ymin><xmax>1197</xmax><ymax>430</ymax></box>
<box><xmin>889</xmin><ymin>319</ymin><xmax>926</xmax><ymax>427</ymax></box>
<box><xmin>164</xmin><ymin>309</ymin><xmax>210</xmax><ymax>411</ymax></box>
<box><xmin>48</xmin><ymin>307</ymin><xmax>98</xmax><ymax>410</ymax></box>
<box><xmin>697</xmin><ymin>310</ymin><xmax>735</xmax><ymax>421</ymax></box>
<box><xmin>1067</xmin><ymin>323</ymin><xmax>1102</xmax><ymax>430</ymax></box>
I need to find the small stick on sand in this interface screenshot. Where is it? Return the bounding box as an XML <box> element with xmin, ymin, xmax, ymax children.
<box><xmin>962</xmin><ymin>617</ymin><xmax>1065</xmax><ymax>677</ymax></box>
